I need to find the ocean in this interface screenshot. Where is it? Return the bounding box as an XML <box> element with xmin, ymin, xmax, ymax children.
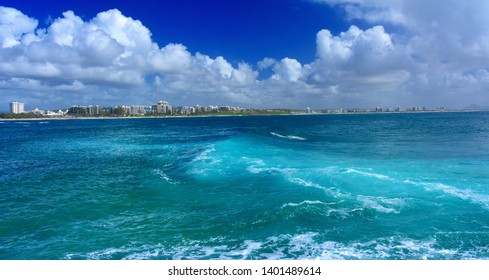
<box><xmin>1</xmin><ymin>112</ymin><xmax>488</xmax><ymax>259</ymax></box>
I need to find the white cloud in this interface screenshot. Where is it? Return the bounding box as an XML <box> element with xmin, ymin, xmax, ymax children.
<box><xmin>312</xmin><ymin>25</ymin><xmax>409</xmax><ymax>85</ymax></box>
<box><xmin>272</xmin><ymin>58</ymin><xmax>303</xmax><ymax>82</ymax></box>
<box><xmin>0</xmin><ymin>6</ymin><xmax>260</xmax><ymax>109</ymax></box>
<box><xmin>258</xmin><ymin>57</ymin><xmax>277</xmax><ymax>70</ymax></box>
<box><xmin>312</xmin><ymin>0</ymin><xmax>406</xmax><ymax>24</ymax></box>
<box><xmin>0</xmin><ymin>6</ymin><xmax>38</xmax><ymax>48</ymax></box>
<box><xmin>150</xmin><ymin>43</ymin><xmax>192</xmax><ymax>73</ymax></box>
<box><xmin>46</xmin><ymin>11</ymin><xmax>83</xmax><ymax>47</ymax></box>
<box><xmin>307</xmin><ymin>0</ymin><xmax>489</xmax><ymax>107</ymax></box>
<box><xmin>88</xmin><ymin>9</ymin><xmax>153</xmax><ymax>52</ymax></box>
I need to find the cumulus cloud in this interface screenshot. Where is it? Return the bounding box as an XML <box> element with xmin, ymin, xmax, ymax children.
<box><xmin>302</xmin><ymin>0</ymin><xmax>489</xmax><ymax>107</ymax></box>
<box><xmin>312</xmin><ymin>0</ymin><xmax>407</xmax><ymax>24</ymax></box>
<box><xmin>0</xmin><ymin>6</ymin><xmax>38</xmax><ymax>48</ymax></box>
<box><xmin>309</xmin><ymin>24</ymin><xmax>412</xmax><ymax>107</ymax></box>
<box><xmin>0</xmin><ymin>6</ymin><xmax>260</xmax><ymax>109</ymax></box>
<box><xmin>272</xmin><ymin>58</ymin><xmax>303</xmax><ymax>82</ymax></box>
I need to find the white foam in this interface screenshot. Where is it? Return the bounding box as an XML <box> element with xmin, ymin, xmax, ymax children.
<box><xmin>279</xmin><ymin>200</ymin><xmax>354</xmax><ymax>219</ymax></box>
<box><xmin>275</xmin><ymin>233</ymin><xmax>462</xmax><ymax>260</ymax></box>
<box><xmin>270</xmin><ymin>132</ymin><xmax>307</xmax><ymax>141</ymax></box>
<box><xmin>227</xmin><ymin>240</ymin><xmax>263</xmax><ymax>259</ymax></box>
<box><xmin>288</xmin><ymin>176</ymin><xmax>346</xmax><ymax>198</ymax></box>
<box><xmin>152</xmin><ymin>168</ymin><xmax>178</xmax><ymax>184</ymax></box>
<box><xmin>345</xmin><ymin>168</ymin><xmax>394</xmax><ymax>181</ymax></box>
<box><xmin>357</xmin><ymin>195</ymin><xmax>406</xmax><ymax>214</ymax></box>
<box><xmin>281</xmin><ymin>200</ymin><xmax>334</xmax><ymax>208</ymax></box>
<box><xmin>405</xmin><ymin>180</ymin><xmax>489</xmax><ymax>210</ymax></box>
<box><xmin>66</xmin><ymin>231</ymin><xmax>482</xmax><ymax>260</ymax></box>
<box><xmin>85</xmin><ymin>247</ymin><xmax>131</xmax><ymax>260</ymax></box>
<box><xmin>244</xmin><ymin>163</ymin><xmax>348</xmax><ymax>198</ymax></box>
<box><xmin>123</xmin><ymin>250</ymin><xmax>160</xmax><ymax>260</ymax></box>
<box><xmin>193</xmin><ymin>146</ymin><xmax>215</xmax><ymax>161</ymax></box>
<box><xmin>244</xmin><ymin>157</ymin><xmax>267</xmax><ymax>174</ymax></box>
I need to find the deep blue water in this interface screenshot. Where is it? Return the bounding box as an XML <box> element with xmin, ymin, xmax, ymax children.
<box><xmin>1</xmin><ymin>112</ymin><xmax>488</xmax><ymax>259</ymax></box>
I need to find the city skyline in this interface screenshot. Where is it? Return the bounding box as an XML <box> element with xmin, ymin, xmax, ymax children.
<box><xmin>3</xmin><ymin>98</ymin><xmax>449</xmax><ymax>118</ymax></box>
<box><xmin>1</xmin><ymin>1</ymin><xmax>489</xmax><ymax>111</ymax></box>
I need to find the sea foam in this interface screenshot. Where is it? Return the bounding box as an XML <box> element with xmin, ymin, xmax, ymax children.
<box><xmin>270</xmin><ymin>132</ymin><xmax>307</xmax><ymax>141</ymax></box>
<box><xmin>405</xmin><ymin>180</ymin><xmax>489</xmax><ymax>210</ymax></box>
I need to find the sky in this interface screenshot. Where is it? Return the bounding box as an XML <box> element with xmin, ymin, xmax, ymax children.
<box><xmin>1</xmin><ymin>0</ymin><xmax>489</xmax><ymax>111</ymax></box>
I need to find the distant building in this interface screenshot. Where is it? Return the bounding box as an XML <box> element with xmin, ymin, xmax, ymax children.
<box><xmin>31</xmin><ymin>108</ymin><xmax>44</xmax><ymax>115</ymax></box>
<box><xmin>68</xmin><ymin>105</ymin><xmax>88</xmax><ymax>116</ymax></box>
<box><xmin>10</xmin><ymin>101</ymin><xmax>24</xmax><ymax>114</ymax></box>
<box><xmin>87</xmin><ymin>105</ymin><xmax>101</xmax><ymax>116</ymax></box>
<box><xmin>152</xmin><ymin>100</ymin><xmax>172</xmax><ymax>115</ymax></box>
<box><xmin>130</xmin><ymin>105</ymin><xmax>145</xmax><ymax>116</ymax></box>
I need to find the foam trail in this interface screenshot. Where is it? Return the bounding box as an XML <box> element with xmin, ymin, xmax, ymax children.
<box><xmin>270</xmin><ymin>132</ymin><xmax>306</xmax><ymax>141</ymax></box>
<box><xmin>357</xmin><ymin>196</ymin><xmax>405</xmax><ymax>214</ymax></box>
<box><xmin>288</xmin><ymin>176</ymin><xmax>346</xmax><ymax>198</ymax></box>
<box><xmin>345</xmin><ymin>168</ymin><xmax>394</xmax><ymax>181</ymax></box>
<box><xmin>65</xmin><ymin>232</ymin><xmax>480</xmax><ymax>260</ymax></box>
<box><xmin>192</xmin><ymin>146</ymin><xmax>221</xmax><ymax>165</ymax></box>
<box><xmin>405</xmin><ymin>180</ymin><xmax>489</xmax><ymax>210</ymax></box>
<box><xmin>152</xmin><ymin>168</ymin><xmax>178</xmax><ymax>184</ymax></box>
<box><xmin>281</xmin><ymin>200</ymin><xmax>336</xmax><ymax>208</ymax></box>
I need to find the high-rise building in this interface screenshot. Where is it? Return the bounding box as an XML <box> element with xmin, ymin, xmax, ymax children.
<box><xmin>9</xmin><ymin>101</ymin><xmax>24</xmax><ymax>114</ymax></box>
<box><xmin>152</xmin><ymin>100</ymin><xmax>172</xmax><ymax>114</ymax></box>
<box><xmin>130</xmin><ymin>105</ymin><xmax>145</xmax><ymax>116</ymax></box>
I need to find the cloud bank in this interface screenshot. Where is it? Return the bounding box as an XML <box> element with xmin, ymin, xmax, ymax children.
<box><xmin>1</xmin><ymin>2</ymin><xmax>489</xmax><ymax>110</ymax></box>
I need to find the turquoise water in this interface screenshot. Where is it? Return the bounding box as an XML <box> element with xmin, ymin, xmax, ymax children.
<box><xmin>1</xmin><ymin>112</ymin><xmax>489</xmax><ymax>259</ymax></box>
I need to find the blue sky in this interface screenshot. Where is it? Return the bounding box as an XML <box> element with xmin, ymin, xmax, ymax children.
<box><xmin>1</xmin><ymin>0</ymin><xmax>489</xmax><ymax>110</ymax></box>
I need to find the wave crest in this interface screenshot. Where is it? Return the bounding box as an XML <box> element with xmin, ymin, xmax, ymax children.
<box><xmin>270</xmin><ymin>132</ymin><xmax>306</xmax><ymax>141</ymax></box>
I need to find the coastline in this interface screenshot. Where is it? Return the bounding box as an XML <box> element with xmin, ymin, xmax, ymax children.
<box><xmin>0</xmin><ymin>109</ymin><xmax>485</xmax><ymax>122</ymax></box>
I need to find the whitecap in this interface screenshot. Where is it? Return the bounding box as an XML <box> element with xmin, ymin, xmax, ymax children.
<box><xmin>270</xmin><ymin>132</ymin><xmax>307</xmax><ymax>141</ymax></box>
<box><xmin>356</xmin><ymin>195</ymin><xmax>405</xmax><ymax>214</ymax></box>
<box><xmin>243</xmin><ymin>157</ymin><xmax>267</xmax><ymax>174</ymax></box>
<box><xmin>226</xmin><ymin>240</ymin><xmax>263</xmax><ymax>260</ymax></box>
<box><xmin>152</xmin><ymin>168</ymin><xmax>178</xmax><ymax>184</ymax></box>
<box><xmin>86</xmin><ymin>247</ymin><xmax>130</xmax><ymax>260</ymax></box>
<box><xmin>65</xmin><ymin>232</ymin><xmax>482</xmax><ymax>260</ymax></box>
<box><xmin>267</xmin><ymin>233</ymin><xmax>462</xmax><ymax>260</ymax></box>
<box><xmin>345</xmin><ymin>168</ymin><xmax>394</xmax><ymax>181</ymax></box>
<box><xmin>281</xmin><ymin>200</ymin><xmax>334</xmax><ymax>208</ymax></box>
<box><xmin>192</xmin><ymin>146</ymin><xmax>221</xmax><ymax>165</ymax></box>
<box><xmin>193</xmin><ymin>146</ymin><xmax>215</xmax><ymax>161</ymax></box>
<box><xmin>404</xmin><ymin>180</ymin><xmax>489</xmax><ymax>210</ymax></box>
<box><xmin>288</xmin><ymin>176</ymin><xmax>346</xmax><ymax>198</ymax></box>
<box><xmin>245</xmin><ymin>164</ymin><xmax>347</xmax><ymax>198</ymax></box>
<box><xmin>279</xmin><ymin>200</ymin><xmax>354</xmax><ymax>219</ymax></box>
<box><xmin>123</xmin><ymin>250</ymin><xmax>160</xmax><ymax>260</ymax></box>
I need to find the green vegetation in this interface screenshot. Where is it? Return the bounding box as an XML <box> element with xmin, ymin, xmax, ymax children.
<box><xmin>0</xmin><ymin>112</ymin><xmax>44</xmax><ymax>119</ymax></box>
<box><xmin>187</xmin><ymin>109</ymin><xmax>292</xmax><ymax>116</ymax></box>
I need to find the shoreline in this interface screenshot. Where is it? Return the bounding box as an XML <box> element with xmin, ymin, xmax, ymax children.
<box><xmin>0</xmin><ymin>109</ymin><xmax>485</xmax><ymax>122</ymax></box>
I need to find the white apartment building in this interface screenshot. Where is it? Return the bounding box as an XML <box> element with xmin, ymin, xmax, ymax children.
<box><xmin>10</xmin><ymin>101</ymin><xmax>25</xmax><ymax>114</ymax></box>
